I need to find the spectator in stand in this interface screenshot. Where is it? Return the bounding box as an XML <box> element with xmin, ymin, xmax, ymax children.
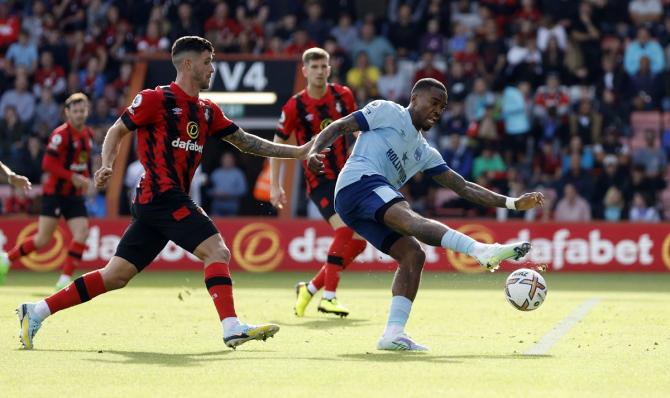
<box><xmin>558</xmin><ymin>153</ymin><xmax>593</xmax><ymax>201</ymax></box>
<box><xmin>441</xmin><ymin>101</ymin><xmax>469</xmax><ymax>137</ymax></box>
<box><xmin>454</xmin><ymin>38</ymin><xmax>483</xmax><ymax>78</ymax></box>
<box><xmin>441</xmin><ymin>133</ymin><xmax>474</xmax><ymax>179</ymax></box>
<box><xmin>169</xmin><ymin>3</ymin><xmax>203</xmax><ymax>43</ymax></box>
<box><xmin>554</xmin><ymin>183</ymin><xmax>591</xmax><ymax>221</ymax></box>
<box><xmin>629</xmin><ymin>192</ymin><xmax>660</xmax><ymax>221</ymax></box>
<box><xmin>204</xmin><ymin>2</ymin><xmax>241</xmax><ymax>52</ymax></box>
<box><xmin>570</xmin><ymin>1</ymin><xmax>601</xmax><ymax>78</ymax></box>
<box><xmin>628</xmin><ymin>56</ymin><xmax>662</xmax><ymax>110</ymax></box>
<box><xmin>33</xmin><ymin>50</ymin><xmax>66</xmax><ymax>99</ymax></box>
<box><xmin>69</xmin><ymin>30</ymin><xmax>108</xmax><ymax>75</ymax></box>
<box><xmin>465</xmin><ymin>77</ymin><xmax>494</xmax><ymax>122</ymax></box>
<box><xmin>624</xmin><ymin>26</ymin><xmax>665</xmax><ymax>76</ymax></box>
<box><xmin>346</xmin><ymin>51</ymin><xmax>380</xmax><ymax>98</ymax></box>
<box><xmin>446</xmin><ymin>61</ymin><xmax>471</xmax><ymax>103</ymax></box>
<box><xmin>537</xmin><ymin>16</ymin><xmax>567</xmax><ymax>51</ymax></box>
<box><xmin>0</xmin><ymin>72</ymin><xmax>35</xmax><ymax>124</ymax></box>
<box><xmin>34</xmin><ymin>87</ymin><xmax>61</xmax><ymax>132</ymax></box>
<box><xmin>633</xmin><ymin>129</ymin><xmax>667</xmax><ymax>179</ymax></box>
<box><xmin>593</xmin><ymin>155</ymin><xmax>631</xmax><ymax>218</ymax></box>
<box><xmin>419</xmin><ymin>18</ymin><xmax>446</xmax><ymax>56</ymax></box>
<box><xmin>79</xmin><ymin>56</ymin><xmax>105</xmax><ymax>99</ymax></box>
<box><xmin>413</xmin><ymin>51</ymin><xmax>446</xmax><ymax>85</ymax></box>
<box><xmin>136</xmin><ymin>21</ymin><xmax>170</xmax><ymax>54</ymax></box>
<box><xmin>274</xmin><ymin>14</ymin><xmax>297</xmax><ymax>43</ymax></box>
<box><xmin>330</xmin><ymin>13</ymin><xmax>358</xmax><ymax>53</ymax></box>
<box><xmin>467</xmin><ymin>102</ymin><xmax>502</xmax><ymax>143</ymax></box>
<box><xmin>389</xmin><ymin>4</ymin><xmax>421</xmax><ymax>59</ymax></box>
<box><xmin>501</xmin><ymin>80</ymin><xmax>532</xmax><ymax>162</ymax></box>
<box><xmin>208</xmin><ymin>152</ymin><xmax>248</xmax><ymax>217</ymax></box>
<box><xmin>596</xmin><ymin>55</ymin><xmax>628</xmax><ymax>98</ymax></box>
<box><xmin>629</xmin><ymin>164</ymin><xmax>661</xmax><ymax>204</ymax></box>
<box><xmin>322</xmin><ymin>36</ymin><xmax>352</xmax><ymax>84</ymax></box>
<box><xmin>562</xmin><ymin>135</ymin><xmax>594</xmax><ymax>173</ymax></box>
<box><xmin>533</xmin><ymin>72</ymin><xmax>569</xmax><ymax>123</ymax></box>
<box><xmin>532</xmin><ymin>140</ymin><xmax>562</xmax><ymax>186</ymax></box>
<box><xmin>378</xmin><ymin>55</ymin><xmax>409</xmax><ymax>104</ymax></box>
<box><xmin>301</xmin><ymin>1</ymin><xmax>331</xmax><ymax>46</ymax></box>
<box><xmin>236</xmin><ymin>0</ymin><xmax>269</xmax><ymax>27</ymax></box>
<box><xmin>602</xmin><ymin>186</ymin><xmax>626</xmax><ymax>221</ymax></box>
<box><xmin>451</xmin><ymin>0</ymin><xmax>481</xmax><ymax>31</ymax></box>
<box><xmin>285</xmin><ymin>27</ymin><xmax>316</xmax><ymax>55</ymax></box>
<box><xmin>478</xmin><ymin>19</ymin><xmax>507</xmax><ymax>85</ymax></box>
<box><xmin>629</xmin><ymin>0</ymin><xmax>663</xmax><ymax>26</ymax></box>
<box><xmin>88</xmin><ymin>98</ymin><xmax>116</xmax><ymax>128</ymax></box>
<box><xmin>507</xmin><ymin>34</ymin><xmax>543</xmax><ymax>85</ymax></box>
<box><xmin>0</xmin><ymin>3</ymin><xmax>20</xmax><ymax>53</ymax></box>
<box><xmin>569</xmin><ymin>97</ymin><xmax>603</xmax><ymax>146</ymax></box>
<box><xmin>0</xmin><ymin>105</ymin><xmax>29</xmax><ymax>159</ymax></box>
<box><xmin>541</xmin><ymin>36</ymin><xmax>571</xmax><ymax>85</ymax></box>
<box><xmin>23</xmin><ymin>1</ymin><xmax>47</xmax><ymax>46</ymax></box>
<box><xmin>14</xmin><ymin>135</ymin><xmax>43</xmax><ymax>184</ymax></box>
<box><xmin>349</xmin><ymin>22</ymin><xmax>395</xmax><ymax>68</ymax></box>
<box><xmin>447</xmin><ymin>21</ymin><xmax>469</xmax><ymax>54</ymax></box>
<box><xmin>472</xmin><ymin>142</ymin><xmax>506</xmax><ymax>180</ymax></box>
<box><xmin>6</xmin><ymin>30</ymin><xmax>38</xmax><ymax>75</ymax></box>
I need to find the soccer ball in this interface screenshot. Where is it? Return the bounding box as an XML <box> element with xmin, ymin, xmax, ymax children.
<box><xmin>505</xmin><ymin>268</ymin><xmax>547</xmax><ymax>311</ymax></box>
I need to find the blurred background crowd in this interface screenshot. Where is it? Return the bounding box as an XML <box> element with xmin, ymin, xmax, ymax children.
<box><xmin>1</xmin><ymin>0</ymin><xmax>670</xmax><ymax>222</ymax></box>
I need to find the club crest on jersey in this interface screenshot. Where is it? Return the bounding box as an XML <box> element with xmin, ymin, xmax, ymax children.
<box><xmin>320</xmin><ymin>118</ymin><xmax>333</xmax><ymax>131</ymax></box>
<box><xmin>78</xmin><ymin>152</ymin><xmax>88</xmax><ymax>163</ymax></box>
<box><xmin>186</xmin><ymin>121</ymin><xmax>199</xmax><ymax>139</ymax></box>
<box><xmin>414</xmin><ymin>147</ymin><xmax>423</xmax><ymax>161</ymax></box>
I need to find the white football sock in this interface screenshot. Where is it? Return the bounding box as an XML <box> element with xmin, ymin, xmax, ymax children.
<box><xmin>307</xmin><ymin>282</ymin><xmax>318</xmax><ymax>294</ymax></box>
<box><xmin>323</xmin><ymin>290</ymin><xmax>336</xmax><ymax>300</ymax></box>
<box><xmin>33</xmin><ymin>300</ymin><xmax>51</xmax><ymax>322</ymax></box>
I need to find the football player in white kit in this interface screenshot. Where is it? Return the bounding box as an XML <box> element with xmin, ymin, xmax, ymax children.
<box><xmin>306</xmin><ymin>78</ymin><xmax>545</xmax><ymax>351</ymax></box>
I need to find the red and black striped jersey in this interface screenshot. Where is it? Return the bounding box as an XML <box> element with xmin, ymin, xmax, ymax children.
<box><xmin>42</xmin><ymin>122</ymin><xmax>93</xmax><ymax>197</ymax></box>
<box><xmin>120</xmin><ymin>82</ymin><xmax>238</xmax><ymax>204</ymax></box>
<box><xmin>276</xmin><ymin>83</ymin><xmax>356</xmax><ymax>192</ymax></box>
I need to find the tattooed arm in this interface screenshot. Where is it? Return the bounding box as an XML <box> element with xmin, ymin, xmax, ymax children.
<box><xmin>432</xmin><ymin>168</ymin><xmax>544</xmax><ymax>210</ymax></box>
<box><xmin>306</xmin><ymin>113</ymin><xmax>361</xmax><ymax>173</ymax></box>
<box><xmin>224</xmin><ymin>128</ymin><xmax>310</xmax><ymax>159</ymax></box>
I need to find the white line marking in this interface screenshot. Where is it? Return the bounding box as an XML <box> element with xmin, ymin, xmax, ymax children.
<box><xmin>524</xmin><ymin>297</ymin><xmax>601</xmax><ymax>356</ymax></box>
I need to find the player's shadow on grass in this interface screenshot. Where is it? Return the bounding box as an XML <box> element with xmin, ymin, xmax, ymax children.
<box><xmin>338</xmin><ymin>353</ymin><xmax>552</xmax><ymax>363</ymax></box>
<box><xmin>39</xmin><ymin>349</ymin><xmax>237</xmax><ymax>367</ymax></box>
<box><xmin>279</xmin><ymin>317</ymin><xmax>371</xmax><ymax>330</ymax></box>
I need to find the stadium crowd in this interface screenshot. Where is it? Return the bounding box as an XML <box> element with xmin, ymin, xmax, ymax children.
<box><xmin>1</xmin><ymin>0</ymin><xmax>670</xmax><ymax>222</ymax></box>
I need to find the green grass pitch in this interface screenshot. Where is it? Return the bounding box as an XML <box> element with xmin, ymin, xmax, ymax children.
<box><xmin>1</xmin><ymin>271</ymin><xmax>669</xmax><ymax>398</ymax></box>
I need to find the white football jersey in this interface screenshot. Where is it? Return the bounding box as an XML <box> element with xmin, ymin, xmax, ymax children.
<box><xmin>335</xmin><ymin>100</ymin><xmax>448</xmax><ymax>195</ymax></box>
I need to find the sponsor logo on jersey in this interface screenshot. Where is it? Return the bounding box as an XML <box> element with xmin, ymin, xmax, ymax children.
<box><xmin>172</xmin><ymin>137</ymin><xmax>203</xmax><ymax>153</ymax></box>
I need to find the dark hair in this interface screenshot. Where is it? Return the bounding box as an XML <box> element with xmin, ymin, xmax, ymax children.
<box><xmin>171</xmin><ymin>36</ymin><xmax>214</xmax><ymax>59</ymax></box>
<box><xmin>65</xmin><ymin>92</ymin><xmax>89</xmax><ymax>108</ymax></box>
<box><xmin>411</xmin><ymin>78</ymin><xmax>446</xmax><ymax>96</ymax></box>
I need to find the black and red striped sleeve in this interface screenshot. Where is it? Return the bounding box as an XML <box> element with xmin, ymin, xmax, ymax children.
<box><xmin>208</xmin><ymin>101</ymin><xmax>239</xmax><ymax>139</ymax></box>
<box><xmin>275</xmin><ymin>99</ymin><xmax>296</xmax><ymax>140</ymax></box>
<box><xmin>340</xmin><ymin>85</ymin><xmax>357</xmax><ymax>115</ymax></box>
<box><xmin>42</xmin><ymin>128</ymin><xmax>74</xmax><ymax>179</ymax></box>
<box><xmin>121</xmin><ymin>89</ymin><xmax>161</xmax><ymax>131</ymax></box>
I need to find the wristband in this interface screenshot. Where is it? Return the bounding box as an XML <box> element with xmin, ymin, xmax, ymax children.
<box><xmin>505</xmin><ymin>197</ymin><xmax>516</xmax><ymax>210</ymax></box>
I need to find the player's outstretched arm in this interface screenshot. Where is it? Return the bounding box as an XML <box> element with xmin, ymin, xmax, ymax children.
<box><xmin>432</xmin><ymin>168</ymin><xmax>544</xmax><ymax>210</ymax></box>
<box><xmin>306</xmin><ymin>113</ymin><xmax>361</xmax><ymax>173</ymax></box>
<box><xmin>95</xmin><ymin>118</ymin><xmax>131</xmax><ymax>189</ymax></box>
<box><xmin>0</xmin><ymin>161</ymin><xmax>31</xmax><ymax>190</ymax></box>
<box><xmin>224</xmin><ymin>128</ymin><xmax>310</xmax><ymax>160</ymax></box>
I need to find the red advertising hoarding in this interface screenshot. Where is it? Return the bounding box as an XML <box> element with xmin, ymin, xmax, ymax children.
<box><xmin>1</xmin><ymin>219</ymin><xmax>669</xmax><ymax>272</ymax></box>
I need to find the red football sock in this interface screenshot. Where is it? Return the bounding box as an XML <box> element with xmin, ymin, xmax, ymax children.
<box><xmin>45</xmin><ymin>270</ymin><xmax>107</xmax><ymax>315</ymax></box>
<box><xmin>342</xmin><ymin>238</ymin><xmax>367</xmax><ymax>267</ymax></box>
<box><xmin>310</xmin><ymin>266</ymin><xmax>326</xmax><ymax>290</ymax></box>
<box><xmin>204</xmin><ymin>262</ymin><xmax>237</xmax><ymax>320</ymax></box>
<box><xmin>8</xmin><ymin>236</ymin><xmax>37</xmax><ymax>261</ymax></box>
<box><xmin>323</xmin><ymin>227</ymin><xmax>355</xmax><ymax>292</ymax></box>
<box><xmin>62</xmin><ymin>241</ymin><xmax>86</xmax><ymax>277</ymax></box>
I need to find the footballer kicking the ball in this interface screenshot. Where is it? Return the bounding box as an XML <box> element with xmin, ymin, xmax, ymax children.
<box><xmin>305</xmin><ymin>78</ymin><xmax>545</xmax><ymax>351</ymax></box>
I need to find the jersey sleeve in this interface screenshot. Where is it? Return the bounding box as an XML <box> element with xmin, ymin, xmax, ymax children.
<box><xmin>422</xmin><ymin>145</ymin><xmax>450</xmax><ymax>177</ymax></box>
<box><xmin>341</xmin><ymin>86</ymin><xmax>357</xmax><ymax>115</ymax></box>
<box><xmin>352</xmin><ymin>100</ymin><xmax>395</xmax><ymax>132</ymax></box>
<box><xmin>43</xmin><ymin>130</ymin><xmax>74</xmax><ymax>179</ymax></box>
<box><xmin>208</xmin><ymin>102</ymin><xmax>239</xmax><ymax>139</ymax></box>
<box><xmin>120</xmin><ymin>89</ymin><xmax>161</xmax><ymax>130</ymax></box>
<box><xmin>275</xmin><ymin>100</ymin><xmax>296</xmax><ymax>140</ymax></box>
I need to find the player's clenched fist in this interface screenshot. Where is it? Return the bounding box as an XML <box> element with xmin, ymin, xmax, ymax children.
<box><xmin>94</xmin><ymin>167</ymin><xmax>113</xmax><ymax>189</ymax></box>
<box><xmin>306</xmin><ymin>151</ymin><xmax>326</xmax><ymax>174</ymax></box>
